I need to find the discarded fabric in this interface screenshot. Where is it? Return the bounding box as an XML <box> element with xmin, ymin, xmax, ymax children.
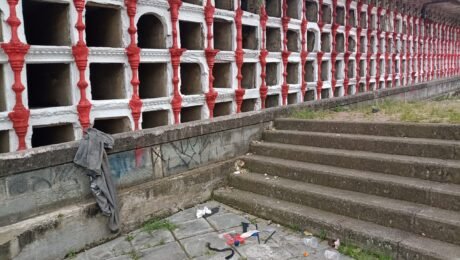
<box><xmin>196</xmin><ymin>207</ymin><xmax>211</xmax><ymax>218</ymax></box>
<box><xmin>73</xmin><ymin>128</ymin><xmax>119</xmax><ymax>232</ymax></box>
<box><xmin>206</xmin><ymin>242</ymin><xmax>235</xmax><ymax>260</ymax></box>
<box><xmin>303</xmin><ymin>237</ymin><xmax>319</xmax><ymax>249</ymax></box>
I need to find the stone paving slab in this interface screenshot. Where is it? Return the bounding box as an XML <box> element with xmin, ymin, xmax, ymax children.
<box><xmin>71</xmin><ymin>201</ymin><xmax>350</xmax><ymax>260</ymax></box>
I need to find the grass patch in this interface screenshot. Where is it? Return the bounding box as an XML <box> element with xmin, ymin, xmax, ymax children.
<box><xmin>291</xmin><ymin>97</ymin><xmax>460</xmax><ymax>124</ymax></box>
<box><xmin>338</xmin><ymin>243</ymin><xmax>392</xmax><ymax>260</ymax></box>
<box><xmin>142</xmin><ymin>218</ymin><xmax>177</xmax><ymax>233</ymax></box>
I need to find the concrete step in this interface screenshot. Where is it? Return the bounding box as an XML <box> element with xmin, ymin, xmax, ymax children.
<box><xmin>213</xmin><ymin>188</ymin><xmax>460</xmax><ymax>260</ymax></box>
<box><xmin>274</xmin><ymin>119</ymin><xmax>460</xmax><ymax>140</ymax></box>
<box><xmin>263</xmin><ymin>129</ymin><xmax>460</xmax><ymax>160</ymax></box>
<box><xmin>250</xmin><ymin>142</ymin><xmax>460</xmax><ymax>184</ymax></box>
<box><xmin>228</xmin><ymin>172</ymin><xmax>460</xmax><ymax>245</ymax></box>
<box><xmin>241</xmin><ymin>155</ymin><xmax>460</xmax><ymax>211</ymax></box>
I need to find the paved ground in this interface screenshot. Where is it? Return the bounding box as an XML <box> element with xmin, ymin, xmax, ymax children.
<box><xmin>71</xmin><ymin>201</ymin><xmax>351</xmax><ymax>260</ymax></box>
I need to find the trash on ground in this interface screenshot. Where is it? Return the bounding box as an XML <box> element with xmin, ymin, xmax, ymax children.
<box><xmin>324</xmin><ymin>249</ymin><xmax>340</xmax><ymax>260</ymax></box>
<box><xmin>234</xmin><ymin>171</ymin><xmax>240</xmax><ymax>175</ymax></box>
<box><xmin>303</xmin><ymin>230</ymin><xmax>313</xmax><ymax>236</ymax></box>
<box><xmin>241</xmin><ymin>230</ymin><xmax>260</xmax><ymax>239</ymax></box>
<box><xmin>221</xmin><ymin>232</ymin><xmax>246</xmax><ymax>246</ymax></box>
<box><xmin>303</xmin><ymin>251</ymin><xmax>309</xmax><ymax>257</ymax></box>
<box><xmin>206</xmin><ymin>242</ymin><xmax>235</xmax><ymax>260</ymax></box>
<box><xmin>234</xmin><ymin>160</ymin><xmax>245</xmax><ymax>171</ymax></box>
<box><xmin>264</xmin><ymin>230</ymin><xmax>276</xmax><ymax>244</ymax></box>
<box><xmin>303</xmin><ymin>237</ymin><xmax>319</xmax><ymax>249</ymax></box>
<box><xmin>196</xmin><ymin>206</ymin><xmax>220</xmax><ymax>218</ymax></box>
<box><xmin>372</xmin><ymin>106</ymin><xmax>380</xmax><ymax>113</ymax></box>
<box><xmin>328</xmin><ymin>238</ymin><xmax>340</xmax><ymax>249</ymax></box>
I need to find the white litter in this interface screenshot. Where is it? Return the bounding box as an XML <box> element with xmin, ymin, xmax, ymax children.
<box><xmin>196</xmin><ymin>206</ymin><xmax>212</xmax><ymax>219</ymax></box>
<box><xmin>324</xmin><ymin>249</ymin><xmax>340</xmax><ymax>260</ymax></box>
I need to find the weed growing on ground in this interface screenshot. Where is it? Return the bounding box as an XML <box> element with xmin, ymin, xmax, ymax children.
<box><xmin>338</xmin><ymin>243</ymin><xmax>392</xmax><ymax>260</ymax></box>
<box><xmin>126</xmin><ymin>234</ymin><xmax>134</xmax><ymax>242</ymax></box>
<box><xmin>142</xmin><ymin>218</ymin><xmax>177</xmax><ymax>233</ymax></box>
<box><xmin>65</xmin><ymin>250</ymin><xmax>76</xmax><ymax>259</ymax></box>
<box><xmin>319</xmin><ymin>229</ymin><xmax>327</xmax><ymax>241</ymax></box>
<box><xmin>127</xmin><ymin>249</ymin><xmax>140</xmax><ymax>260</ymax></box>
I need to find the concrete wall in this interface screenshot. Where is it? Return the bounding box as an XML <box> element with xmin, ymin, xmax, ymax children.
<box><xmin>0</xmin><ymin>75</ymin><xmax>459</xmax><ymax>260</ymax></box>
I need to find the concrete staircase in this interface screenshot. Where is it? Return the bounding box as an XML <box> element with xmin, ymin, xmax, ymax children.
<box><xmin>214</xmin><ymin>119</ymin><xmax>460</xmax><ymax>259</ymax></box>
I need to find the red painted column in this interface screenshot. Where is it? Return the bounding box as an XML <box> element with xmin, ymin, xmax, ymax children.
<box><xmin>259</xmin><ymin>6</ymin><xmax>268</xmax><ymax>108</ymax></box>
<box><xmin>300</xmin><ymin>0</ymin><xmax>308</xmax><ymax>100</ymax></box>
<box><xmin>169</xmin><ymin>0</ymin><xmax>186</xmax><ymax>123</ymax></box>
<box><xmin>125</xmin><ymin>0</ymin><xmax>142</xmax><ymax>130</ymax></box>
<box><xmin>330</xmin><ymin>0</ymin><xmax>338</xmax><ymax>94</ymax></box>
<box><xmin>375</xmin><ymin>7</ymin><xmax>383</xmax><ymax>87</ymax></box>
<box><xmin>355</xmin><ymin>1</ymin><xmax>363</xmax><ymax>91</ymax></box>
<box><xmin>405</xmin><ymin>16</ymin><xmax>411</xmax><ymax>85</ymax></box>
<box><xmin>234</xmin><ymin>3</ymin><xmax>245</xmax><ymax>113</ymax></box>
<box><xmin>365</xmin><ymin>4</ymin><xmax>373</xmax><ymax>91</ymax></box>
<box><xmin>281</xmin><ymin>0</ymin><xmax>291</xmax><ymax>105</ymax></box>
<box><xmin>72</xmin><ymin>0</ymin><xmax>91</xmax><ymax>131</ymax></box>
<box><xmin>1</xmin><ymin>0</ymin><xmax>30</xmax><ymax>150</ymax></box>
<box><xmin>342</xmin><ymin>0</ymin><xmax>352</xmax><ymax>95</ymax></box>
<box><xmin>392</xmin><ymin>10</ymin><xmax>398</xmax><ymax>86</ymax></box>
<box><xmin>384</xmin><ymin>31</ymin><xmax>390</xmax><ymax>85</ymax></box>
<box><xmin>316</xmin><ymin>0</ymin><xmax>324</xmax><ymax>99</ymax></box>
<box><xmin>204</xmin><ymin>0</ymin><xmax>219</xmax><ymax>118</ymax></box>
<box><xmin>399</xmin><ymin>13</ymin><xmax>404</xmax><ymax>85</ymax></box>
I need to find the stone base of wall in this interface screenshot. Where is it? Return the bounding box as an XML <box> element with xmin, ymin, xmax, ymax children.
<box><xmin>0</xmin><ymin>159</ymin><xmax>233</xmax><ymax>260</ymax></box>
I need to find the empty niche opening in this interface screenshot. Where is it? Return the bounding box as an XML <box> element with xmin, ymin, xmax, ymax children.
<box><xmin>241</xmin><ymin>0</ymin><xmax>261</xmax><ymax>14</ymax></box>
<box><xmin>305</xmin><ymin>1</ymin><xmax>318</xmax><ymax>22</ymax></box>
<box><xmin>137</xmin><ymin>14</ymin><xmax>166</xmax><ymax>49</ymax></box>
<box><xmin>180</xmin><ymin>63</ymin><xmax>202</xmax><ymax>95</ymax></box>
<box><xmin>358</xmin><ymin>82</ymin><xmax>366</xmax><ymax>92</ymax></box>
<box><xmin>266</xmin><ymin>63</ymin><xmax>278</xmax><ymax>86</ymax></box>
<box><xmin>379</xmin><ymin>38</ymin><xmax>385</xmax><ymax>53</ymax></box>
<box><xmin>31</xmin><ymin>124</ymin><xmax>75</xmax><ymax>148</ymax></box>
<box><xmin>348</xmin><ymin>60</ymin><xmax>355</xmax><ymax>78</ymax></box>
<box><xmin>305</xmin><ymin>89</ymin><xmax>315</xmax><ymax>101</ymax></box>
<box><xmin>266</xmin><ymin>27</ymin><xmax>281</xmax><ymax>52</ymax></box>
<box><xmin>336</xmin><ymin>33</ymin><xmax>344</xmax><ymax>52</ymax></box>
<box><xmin>378</xmin><ymin>81</ymin><xmax>385</xmax><ymax>89</ymax></box>
<box><xmin>90</xmin><ymin>63</ymin><xmax>125</xmax><ymax>100</ymax></box>
<box><xmin>0</xmin><ymin>130</ymin><xmax>9</xmax><ymax>153</ymax></box>
<box><xmin>360</xmin><ymin>11</ymin><xmax>367</xmax><ymax>28</ymax></box>
<box><xmin>322</xmin><ymin>4</ymin><xmax>332</xmax><ymax>24</ymax></box>
<box><xmin>213</xmin><ymin>63</ymin><xmax>232</xmax><ymax>88</ymax></box>
<box><xmin>371</xmin><ymin>36</ymin><xmax>376</xmax><ymax>53</ymax></box>
<box><xmin>360</xmin><ymin>36</ymin><xmax>366</xmax><ymax>53</ymax></box>
<box><xmin>335</xmin><ymin>60</ymin><xmax>344</xmax><ymax>80</ymax></box>
<box><xmin>287</xmin><ymin>30</ymin><xmax>299</xmax><ymax>52</ymax></box>
<box><xmin>321</xmin><ymin>61</ymin><xmax>329</xmax><ymax>81</ymax></box>
<box><xmin>142</xmin><ymin>110</ymin><xmax>169</xmax><ymax>129</ymax></box>
<box><xmin>242</xmin><ymin>25</ymin><xmax>257</xmax><ymax>50</ymax></box>
<box><xmin>334</xmin><ymin>86</ymin><xmax>342</xmax><ymax>97</ymax></box>
<box><xmin>394</xmin><ymin>60</ymin><xmax>399</xmax><ymax>74</ymax></box>
<box><xmin>139</xmin><ymin>63</ymin><xmax>168</xmax><ymax>99</ymax></box>
<box><xmin>86</xmin><ymin>3</ymin><xmax>122</xmax><ymax>48</ymax></box>
<box><xmin>266</xmin><ymin>94</ymin><xmax>279</xmax><ymax>108</ymax></box>
<box><xmin>287</xmin><ymin>0</ymin><xmax>300</xmax><ymax>19</ymax></box>
<box><xmin>182</xmin><ymin>0</ymin><xmax>202</xmax><ymax>5</ymax></box>
<box><xmin>386</xmin><ymin>38</ymin><xmax>392</xmax><ymax>53</ymax></box>
<box><xmin>287</xmin><ymin>63</ymin><xmax>299</xmax><ymax>84</ymax></box>
<box><xmin>214</xmin><ymin>102</ymin><xmax>232</xmax><ymax>117</ymax></box>
<box><xmin>379</xmin><ymin>60</ymin><xmax>384</xmax><ymax>75</ymax></box>
<box><xmin>359</xmin><ymin>60</ymin><xmax>366</xmax><ymax>77</ymax></box>
<box><xmin>26</xmin><ymin>64</ymin><xmax>72</xmax><ymax>108</ymax></box>
<box><xmin>321</xmin><ymin>33</ymin><xmax>331</xmax><ymax>52</ymax></box>
<box><xmin>321</xmin><ymin>88</ymin><xmax>330</xmax><ymax>99</ymax></box>
<box><xmin>242</xmin><ymin>63</ymin><xmax>256</xmax><ymax>89</ymax></box>
<box><xmin>287</xmin><ymin>93</ymin><xmax>297</xmax><ymax>104</ymax></box>
<box><xmin>22</xmin><ymin>0</ymin><xmax>70</xmax><ymax>46</ymax></box>
<box><xmin>348</xmin><ymin>9</ymin><xmax>356</xmax><ymax>27</ymax></box>
<box><xmin>305</xmin><ymin>60</ymin><xmax>315</xmax><ymax>82</ymax></box>
<box><xmin>336</xmin><ymin>6</ymin><xmax>345</xmax><ymax>25</ymax></box>
<box><xmin>215</xmin><ymin>0</ymin><xmax>233</xmax><ymax>10</ymax></box>
<box><xmin>214</xmin><ymin>19</ymin><xmax>233</xmax><ymax>51</ymax></box>
<box><xmin>385</xmin><ymin>60</ymin><xmax>391</xmax><ymax>75</ymax></box>
<box><xmin>379</xmin><ymin>15</ymin><xmax>386</xmax><ymax>31</ymax></box>
<box><xmin>386</xmin><ymin>81</ymin><xmax>392</xmax><ymax>89</ymax></box>
<box><xmin>0</xmin><ymin>65</ymin><xmax>5</xmax><ymax>111</ymax></box>
<box><xmin>371</xmin><ymin>14</ymin><xmax>377</xmax><ymax>30</ymax></box>
<box><xmin>93</xmin><ymin>117</ymin><xmax>131</xmax><ymax>134</ymax></box>
<box><xmin>307</xmin><ymin>31</ymin><xmax>316</xmax><ymax>52</ymax></box>
<box><xmin>240</xmin><ymin>99</ymin><xmax>255</xmax><ymax>112</ymax></box>
<box><xmin>266</xmin><ymin>0</ymin><xmax>281</xmax><ymax>17</ymax></box>
<box><xmin>370</xmin><ymin>60</ymin><xmax>376</xmax><ymax>76</ymax></box>
<box><xmin>181</xmin><ymin>106</ymin><xmax>201</xmax><ymax>123</ymax></box>
<box><xmin>369</xmin><ymin>82</ymin><xmax>376</xmax><ymax>91</ymax></box>
<box><xmin>180</xmin><ymin>21</ymin><xmax>204</xmax><ymax>50</ymax></box>
<box><xmin>347</xmin><ymin>85</ymin><xmax>355</xmax><ymax>95</ymax></box>
<box><xmin>348</xmin><ymin>36</ymin><xmax>356</xmax><ymax>52</ymax></box>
